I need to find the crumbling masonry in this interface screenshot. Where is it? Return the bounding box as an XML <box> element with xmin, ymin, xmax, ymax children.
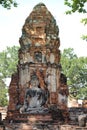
<box><xmin>6</xmin><ymin>2</ymin><xmax>69</xmax><ymax>126</ymax></box>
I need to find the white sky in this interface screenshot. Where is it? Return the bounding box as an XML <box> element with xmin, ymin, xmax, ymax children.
<box><xmin>0</xmin><ymin>0</ymin><xmax>87</xmax><ymax>57</ymax></box>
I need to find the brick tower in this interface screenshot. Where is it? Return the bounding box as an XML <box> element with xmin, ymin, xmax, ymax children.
<box><xmin>6</xmin><ymin>3</ymin><xmax>69</xmax><ymax>124</ymax></box>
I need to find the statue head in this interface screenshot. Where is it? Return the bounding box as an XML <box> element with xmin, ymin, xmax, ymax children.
<box><xmin>30</xmin><ymin>75</ymin><xmax>39</xmax><ymax>88</ymax></box>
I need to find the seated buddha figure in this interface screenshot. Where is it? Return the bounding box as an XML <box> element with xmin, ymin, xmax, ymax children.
<box><xmin>23</xmin><ymin>75</ymin><xmax>49</xmax><ymax>113</ymax></box>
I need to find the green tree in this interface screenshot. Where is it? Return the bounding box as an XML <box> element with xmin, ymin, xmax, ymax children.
<box><xmin>0</xmin><ymin>0</ymin><xmax>17</xmax><ymax>9</ymax></box>
<box><xmin>64</xmin><ymin>0</ymin><xmax>87</xmax><ymax>41</ymax></box>
<box><xmin>0</xmin><ymin>78</ymin><xmax>8</xmax><ymax>106</ymax></box>
<box><xmin>0</xmin><ymin>46</ymin><xmax>19</xmax><ymax>106</ymax></box>
<box><xmin>64</xmin><ymin>0</ymin><xmax>87</xmax><ymax>14</ymax></box>
<box><xmin>61</xmin><ymin>48</ymin><xmax>87</xmax><ymax>99</ymax></box>
<box><xmin>0</xmin><ymin>46</ymin><xmax>19</xmax><ymax>79</ymax></box>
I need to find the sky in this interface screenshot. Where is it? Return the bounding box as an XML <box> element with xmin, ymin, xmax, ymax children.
<box><xmin>0</xmin><ymin>0</ymin><xmax>87</xmax><ymax>57</ymax></box>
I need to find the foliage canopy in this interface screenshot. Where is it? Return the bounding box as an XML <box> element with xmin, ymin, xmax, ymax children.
<box><xmin>0</xmin><ymin>0</ymin><xmax>17</xmax><ymax>9</ymax></box>
<box><xmin>61</xmin><ymin>48</ymin><xmax>87</xmax><ymax>99</ymax></box>
<box><xmin>0</xmin><ymin>46</ymin><xmax>19</xmax><ymax>106</ymax></box>
<box><xmin>0</xmin><ymin>78</ymin><xmax>8</xmax><ymax>106</ymax></box>
<box><xmin>0</xmin><ymin>46</ymin><xmax>19</xmax><ymax>79</ymax></box>
<box><xmin>64</xmin><ymin>0</ymin><xmax>87</xmax><ymax>41</ymax></box>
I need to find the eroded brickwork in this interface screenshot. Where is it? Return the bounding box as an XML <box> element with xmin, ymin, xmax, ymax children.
<box><xmin>6</xmin><ymin>3</ymin><xmax>69</xmax><ymax>123</ymax></box>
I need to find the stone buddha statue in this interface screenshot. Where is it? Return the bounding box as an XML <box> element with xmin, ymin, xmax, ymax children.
<box><xmin>23</xmin><ymin>75</ymin><xmax>49</xmax><ymax>113</ymax></box>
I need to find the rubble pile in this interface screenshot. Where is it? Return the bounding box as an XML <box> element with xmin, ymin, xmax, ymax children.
<box><xmin>69</xmin><ymin>107</ymin><xmax>87</xmax><ymax>124</ymax></box>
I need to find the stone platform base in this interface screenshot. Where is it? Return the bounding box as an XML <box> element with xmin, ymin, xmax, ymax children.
<box><xmin>10</xmin><ymin>114</ymin><xmax>53</xmax><ymax>123</ymax></box>
<box><xmin>4</xmin><ymin>124</ymin><xmax>87</xmax><ymax>130</ymax></box>
<box><xmin>6</xmin><ymin>113</ymin><xmax>54</xmax><ymax>123</ymax></box>
<box><xmin>27</xmin><ymin>114</ymin><xmax>53</xmax><ymax>122</ymax></box>
<box><xmin>5</xmin><ymin>123</ymin><xmax>60</xmax><ymax>130</ymax></box>
<box><xmin>60</xmin><ymin>125</ymin><xmax>87</xmax><ymax>130</ymax></box>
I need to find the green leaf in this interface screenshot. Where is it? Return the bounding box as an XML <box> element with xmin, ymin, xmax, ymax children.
<box><xmin>81</xmin><ymin>35</ymin><xmax>87</xmax><ymax>41</ymax></box>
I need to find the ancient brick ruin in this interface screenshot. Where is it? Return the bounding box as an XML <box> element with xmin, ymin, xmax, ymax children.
<box><xmin>3</xmin><ymin>2</ymin><xmax>71</xmax><ymax>130</ymax></box>
<box><xmin>1</xmin><ymin>3</ymin><xmax>87</xmax><ymax>130</ymax></box>
<box><xmin>6</xmin><ymin>2</ymin><xmax>69</xmax><ymax>123</ymax></box>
